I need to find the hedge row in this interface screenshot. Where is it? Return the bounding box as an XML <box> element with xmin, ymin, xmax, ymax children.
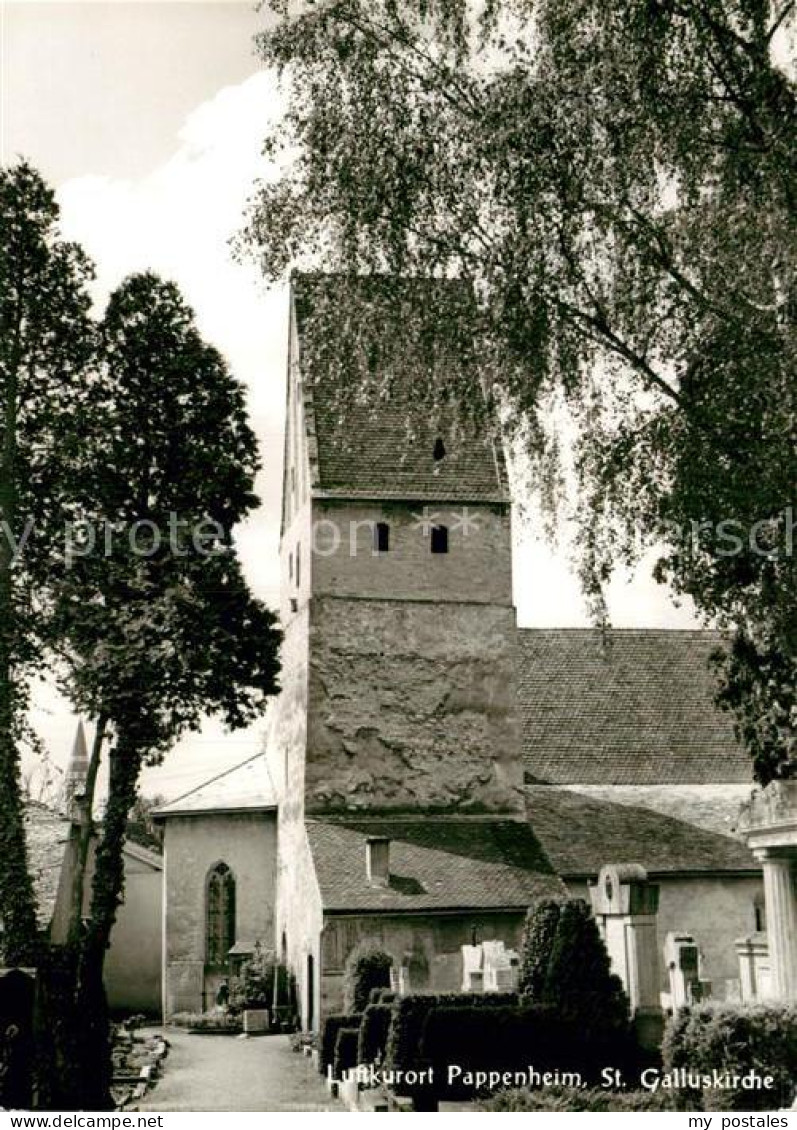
<box><xmin>321</xmin><ymin>993</ymin><xmax>518</xmax><ymax>1082</ymax></box>
<box><xmin>368</xmin><ymin>987</ymin><xmax>396</xmax><ymax>1006</ymax></box>
<box><xmin>479</xmin><ymin>1087</ymin><xmax>676</xmax><ymax>1112</ymax></box>
<box><xmin>384</xmin><ymin>992</ymin><xmax>518</xmax><ymax>1094</ymax></box>
<box><xmin>421</xmin><ymin>1004</ymin><xmax>637</xmax><ymax>1100</ymax></box>
<box><xmin>663</xmin><ymin>1003</ymin><xmax>797</xmax><ymax>1111</ymax></box>
<box><xmin>318</xmin><ymin>1013</ymin><xmax>360</xmax><ymax>1076</ymax></box>
<box><xmin>358</xmin><ymin>1004</ymin><xmax>393</xmax><ymax>1066</ymax></box>
<box><xmin>333</xmin><ymin>1028</ymin><xmax>360</xmax><ymax>1078</ymax></box>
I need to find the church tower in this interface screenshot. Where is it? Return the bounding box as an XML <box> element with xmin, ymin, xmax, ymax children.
<box><xmin>62</xmin><ymin>720</ymin><xmax>89</xmax><ymax>819</ymax></box>
<box><xmin>269</xmin><ymin>274</ymin><xmax>525</xmax><ymax>821</ymax></box>
<box><xmin>263</xmin><ymin>275</ymin><xmax>556</xmax><ymax>1028</ymax></box>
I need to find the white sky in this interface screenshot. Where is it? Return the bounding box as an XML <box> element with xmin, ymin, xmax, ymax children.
<box><xmin>2</xmin><ymin>0</ymin><xmax>696</xmax><ymax>804</ymax></box>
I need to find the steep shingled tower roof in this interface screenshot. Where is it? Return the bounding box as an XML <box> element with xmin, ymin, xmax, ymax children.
<box><xmin>63</xmin><ymin>720</ymin><xmax>89</xmax><ymax>818</ymax></box>
<box><xmin>291</xmin><ymin>273</ymin><xmax>507</xmax><ymax>501</ymax></box>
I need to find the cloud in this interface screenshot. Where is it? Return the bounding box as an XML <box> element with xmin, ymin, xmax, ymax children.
<box><xmin>56</xmin><ymin>69</ymin><xmax>288</xmax><ymax>605</ymax></box>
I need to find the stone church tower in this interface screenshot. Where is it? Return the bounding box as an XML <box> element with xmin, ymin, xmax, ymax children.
<box><xmin>270</xmin><ymin>274</ymin><xmax>524</xmax><ymax>818</ymax></box>
<box><xmin>266</xmin><ymin>274</ymin><xmax>532</xmax><ymax>1022</ymax></box>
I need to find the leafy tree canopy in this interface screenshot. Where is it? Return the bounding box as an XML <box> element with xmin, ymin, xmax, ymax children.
<box><xmin>242</xmin><ymin>0</ymin><xmax>796</xmax><ymax>782</ymax></box>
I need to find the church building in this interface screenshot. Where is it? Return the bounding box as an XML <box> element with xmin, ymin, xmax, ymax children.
<box><xmin>157</xmin><ymin>275</ymin><xmax>761</xmax><ymax>1026</ymax></box>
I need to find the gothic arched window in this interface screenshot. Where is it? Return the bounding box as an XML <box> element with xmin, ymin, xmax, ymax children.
<box><xmin>206</xmin><ymin>863</ymin><xmax>236</xmax><ymax>968</ymax></box>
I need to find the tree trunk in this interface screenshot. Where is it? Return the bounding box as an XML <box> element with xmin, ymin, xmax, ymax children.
<box><xmin>66</xmin><ymin>716</ymin><xmax>107</xmax><ymax>944</ymax></box>
<box><xmin>72</xmin><ymin>737</ymin><xmax>143</xmax><ymax>1110</ymax></box>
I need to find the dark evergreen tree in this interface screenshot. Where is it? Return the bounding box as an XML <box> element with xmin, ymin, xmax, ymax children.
<box><xmin>343</xmin><ymin>944</ymin><xmax>393</xmax><ymax>1013</ymax></box>
<box><xmin>41</xmin><ymin>272</ymin><xmax>282</xmax><ymax>1108</ymax></box>
<box><xmin>0</xmin><ymin>162</ymin><xmax>95</xmax><ymax>963</ymax></box>
<box><xmin>518</xmin><ymin>899</ymin><xmax>562</xmax><ymax>1003</ymax></box>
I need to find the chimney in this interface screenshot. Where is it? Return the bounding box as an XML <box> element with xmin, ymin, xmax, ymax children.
<box><xmin>366</xmin><ymin>836</ymin><xmax>390</xmax><ymax>887</ymax></box>
<box><xmin>63</xmin><ymin>721</ymin><xmax>89</xmax><ymax>819</ymax></box>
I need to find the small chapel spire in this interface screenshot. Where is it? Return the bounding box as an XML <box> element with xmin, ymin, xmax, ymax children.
<box><xmin>63</xmin><ymin>720</ymin><xmax>89</xmax><ymax>818</ymax></box>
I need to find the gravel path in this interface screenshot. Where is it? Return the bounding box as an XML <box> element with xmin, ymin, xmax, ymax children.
<box><xmin>137</xmin><ymin>1029</ymin><xmax>341</xmax><ymax>1112</ymax></box>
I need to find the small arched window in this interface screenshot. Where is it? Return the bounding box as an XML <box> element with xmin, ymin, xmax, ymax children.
<box><xmin>433</xmin><ymin>437</ymin><xmax>446</xmax><ymax>462</ymax></box>
<box><xmin>206</xmin><ymin>862</ymin><xmax>236</xmax><ymax>968</ymax></box>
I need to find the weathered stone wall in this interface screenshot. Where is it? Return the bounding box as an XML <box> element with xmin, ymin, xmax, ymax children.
<box><xmin>280</xmin><ymin>501</ymin><xmax>314</xmax><ymax>629</ymax></box>
<box><xmin>306</xmin><ymin>596</ymin><xmax>525</xmax><ymax>814</ymax></box>
<box><xmin>162</xmin><ymin>812</ymin><xmax>277</xmax><ymax>1017</ymax></box>
<box><xmin>263</xmin><ymin>606</ymin><xmax>326</xmax><ymax>1029</ymax></box>
<box><xmin>319</xmin><ymin>910</ymin><xmax>526</xmax><ymax>1018</ymax></box>
<box><xmin>267</xmin><ymin>608</ymin><xmax>310</xmax><ymax>828</ymax></box>
<box><xmin>566</xmin><ymin>873</ymin><xmax>763</xmax><ymax>1000</ymax></box>
<box><xmin>312</xmin><ymin>500</ymin><xmax>512</xmax><ymax>606</ymax></box>
<box><xmin>276</xmin><ymin>824</ymin><xmax>324</xmax><ymax>1030</ymax></box>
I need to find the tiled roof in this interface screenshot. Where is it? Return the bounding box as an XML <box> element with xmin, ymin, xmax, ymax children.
<box><xmin>561</xmin><ymin>784</ymin><xmax>753</xmax><ymax>839</ymax></box>
<box><xmin>292</xmin><ymin>274</ymin><xmax>507</xmax><ymax>501</ymax></box>
<box><xmin>123</xmin><ymin>841</ymin><xmax>163</xmax><ymax>870</ymax></box>
<box><xmin>24</xmin><ymin>803</ymin><xmax>163</xmax><ymax>928</ymax></box>
<box><xmin>154</xmin><ymin>754</ymin><xmax>277</xmax><ymax>817</ymax></box>
<box><xmin>518</xmin><ymin>629</ymin><xmax>751</xmax><ymax>785</ymax></box>
<box><xmin>526</xmin><ymin>786</ymin><xmax>758</xmax><ymax>878</ymax></box>
<box><xmin>306</xmin><ymin>818</ymin><xmax>564</xmax><ymax>912</ymax></box>
<box><xmin>24</xmin><ymin>802</ymin><xmax>71</xmax><ymax>928</ymax></box>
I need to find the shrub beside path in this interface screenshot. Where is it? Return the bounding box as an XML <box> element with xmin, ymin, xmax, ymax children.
<box><xmin>136</xmin><ymin>1029</ymin><xmax>342</xmax><ymax>1112</ymax></box>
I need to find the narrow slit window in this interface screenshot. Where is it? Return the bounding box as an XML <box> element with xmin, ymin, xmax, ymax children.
<box><xmin>374</xmin><ymin>522</ymin><xmax>390</xmax><ymax>553</ymax></box>
<box><xmin>431</xmin><ymin>525</ymin><xmax>449</xmax><ymax>554</ymax></box>
<box><xmin>295</xmin><ymin>543</ymin><xmax>301</xmax><ymax>587</ymax></box>
<box><xmin>433</xmin><ymin>437</ymin><xmax>446</xmax><ymax>462</ymax></box>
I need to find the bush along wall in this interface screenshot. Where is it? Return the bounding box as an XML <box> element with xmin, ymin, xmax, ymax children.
<box><xmin>518</xmin><ymin>899</ymin><xmax>562</xmax><ymax>1001</ymax></box>
<box><xmin>663</xmin><ymin>1003</ymin><xmax>797</xmax><ymax>1111</ymax></box>
<box><xmin>319</xmin><ymin>1013</ymin><xmax>361</xmax><ymax>1077</ymax></box>
<box><xmin>343</xmin><ymin>946</ymin><xmax>393</xmax><ymax>1014</ymax></box>
<box><xmin>478</xmin><ymin>1086</ymin><xmax>676</xmax><ymax>1112</ymax></box>
<box><xmin>520</xmin><ymin>898</ymin><xmax>637</xmax><ymax>1074</ymax></box>
<box><xmin>523</xmin><ymin>899</ymin><xmax>630</xmax><ymax>1035</ymax></box>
